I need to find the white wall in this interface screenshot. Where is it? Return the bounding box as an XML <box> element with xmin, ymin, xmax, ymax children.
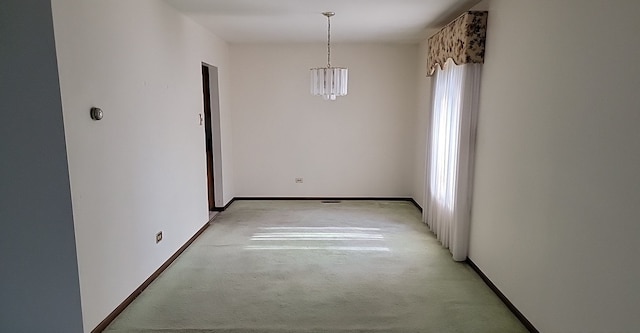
<box><xmin>469</xmin><ymin>1</ymin><xmax>640</xmax><ymax>332</ymax></box>
<box><xmin>51</xmin><ymin>0</ymin><xmax>234</xmax><ymax>330</ymax></box>
<box><xmin>411</xmin><ymin>38</ymin><xmax>434</xmax><ymax>208</ymax></box>
<box><xmin>0</xmin><ymin>1</ymin><xmax>83</xmax><ymax>331</ymax></box>
<box><xmin>230</xmin><ymin>43</ymin><xmax>417</xmax><ymax>197</ymax></box>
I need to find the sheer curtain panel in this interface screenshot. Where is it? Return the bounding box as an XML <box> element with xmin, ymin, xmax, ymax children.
<box><xmin>423</xmin><ymin>58</ymin><xmax>482</xmax><ymax>261</ymax></box>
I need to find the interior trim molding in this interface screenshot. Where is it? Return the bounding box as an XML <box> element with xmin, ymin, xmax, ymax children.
<box><xmin>91</xmin><ymin>219</ymin><xmax>213</xmax><ymax>333</ymax></box>
<box><xmin>408</xmin><ymin>198</ymin><xmax>423</xmax><ymax>212</ymax></box>
<box><xmin>235</xmin><ymin>196</ymin><xmax>418</xmax><ymax>202</ymax></box>
<box><xmin>212</xmin><ymin>197</ymin><xmax>236</xmax><ymax>212</ymax></box>
<box><xmin>466</xmin><ymin>258</ymin><xmax>539</xmax><ymax>333</ymax></box>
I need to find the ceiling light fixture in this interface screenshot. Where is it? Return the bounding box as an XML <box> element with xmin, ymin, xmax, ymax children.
<box><xmin>310</xmin><ymin>12</ymin><xmax>348</xmax><ymax>101</ymax></box>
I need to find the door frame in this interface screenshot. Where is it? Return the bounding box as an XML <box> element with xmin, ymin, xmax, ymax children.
<box><xmin>202</xmin><ymin>62</ymin><xmax>224</xmax><ymax>210</ymax></box>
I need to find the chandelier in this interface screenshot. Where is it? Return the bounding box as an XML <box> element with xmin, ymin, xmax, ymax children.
<box><xmin>310</xmin><ymin>12</ymin><xmax>348</xmax><ymax>101</ymax></box>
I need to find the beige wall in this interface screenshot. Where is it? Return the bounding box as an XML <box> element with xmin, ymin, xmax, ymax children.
<box><xmin>51</xmin><ymin>0</ymin><xmax>234</xmax><ymax>330</ymax></box>
<box><xmin>469</xmin><ymin>1</ymin><xmax>640</xmax><ymax>331</ymax></box>
<box><xmin>411</xmin><ymin>38</ymin><xmax>435</xmax><ymax>207</ymax></box>
<box><xmin>230</xmin><ymin>43</ymin><xmax>418</xmax><ymax>198</ymax></box>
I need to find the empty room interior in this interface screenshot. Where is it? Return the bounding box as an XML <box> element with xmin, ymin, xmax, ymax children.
<box><xmin>2</xmin><ymin>0</ymin><xmax>639</xmax><ymax>332</ymax></box>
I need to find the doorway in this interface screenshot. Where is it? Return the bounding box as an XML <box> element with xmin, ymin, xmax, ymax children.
<box><xmin>201</xmin><ymin>63</ymin><xmax>223</xmax><ymax>211</ymax></box>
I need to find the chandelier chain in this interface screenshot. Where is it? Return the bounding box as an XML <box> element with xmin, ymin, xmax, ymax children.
<box><xmin>327</xmin><ymin>14</ymin><xmax>331</xmax><ymax>67</ymax></box>
<box><xmin>310</xmin><ymin>11</ymin><xmax>347</xmax><ymax>100</ymax></box>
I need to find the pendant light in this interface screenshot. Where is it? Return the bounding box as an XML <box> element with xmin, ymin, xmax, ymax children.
<box><xmin>310</xmin><ymin>12</ymin><xmax>348</xmax><ymax>101</ymax></box>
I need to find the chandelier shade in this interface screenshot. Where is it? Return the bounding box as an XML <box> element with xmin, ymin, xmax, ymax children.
<box><xmin>310</xmin><ymin>67</ymin><xmax>348</xmax><ymax>101</ymax></box>
<box><xmin>310</xmin><ymin>12</ymin><xmax>348</xmax><ymax>101</ymax></box>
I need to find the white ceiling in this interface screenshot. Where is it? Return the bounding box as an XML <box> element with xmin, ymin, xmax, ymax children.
<box><xmin>164</xmin><ymin>0</ymin><xmax>480</xmax><ymax>43</ymax></box>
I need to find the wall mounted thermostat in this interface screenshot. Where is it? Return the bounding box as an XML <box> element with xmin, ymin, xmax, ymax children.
<box><xmin>90</xmin><ymin>107</ymin><xmax>103</xmax><ymax>120</ymax></box>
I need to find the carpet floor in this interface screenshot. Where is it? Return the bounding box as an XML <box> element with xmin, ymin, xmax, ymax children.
<box><xmin>104</xmin><ymin>200</ymin><xmax>528</xmax><ymax>332</ymax></box>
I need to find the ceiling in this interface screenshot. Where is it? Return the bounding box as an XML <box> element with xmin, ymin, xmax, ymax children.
<box><xmin>164</xmin><ymin>0</ymin><xmax>480</xmax><ymax>43</ymax></box>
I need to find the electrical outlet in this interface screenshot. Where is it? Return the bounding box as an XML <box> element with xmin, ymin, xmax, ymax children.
<box><xmin>295</xmin><ymin>178</ymin><xmax>303</xmax><ymax>183</ymax></box>
<box><xmin>156</xmin><ymin>231</ymin><xmax>163</xmax><ymax>243</ymax></box>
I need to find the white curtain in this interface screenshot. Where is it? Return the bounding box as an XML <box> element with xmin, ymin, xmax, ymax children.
<box><xmin>423</xmin><ymin>58</ymin><xmax>482</xmax><ymax>261</ymax></box>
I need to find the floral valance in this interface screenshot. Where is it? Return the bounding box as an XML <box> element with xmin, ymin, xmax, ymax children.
<box><xmin>427</xmin><ymin>11</ymin><xmax>488</xmax><ymax>76</ymax></box>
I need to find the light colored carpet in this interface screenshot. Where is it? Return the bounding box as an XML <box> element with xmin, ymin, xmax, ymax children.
<box><xmin>105</xmin><ymin>200</ymin><xmax>527</xmax><ymax>332</ymax></box>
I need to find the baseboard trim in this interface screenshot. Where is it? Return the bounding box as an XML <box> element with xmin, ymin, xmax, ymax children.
<box><xmin>408</xmin><ymin>198</ymin><xmax>423</xmax><ymax>212</ymax></box>
<box><xmin>91</xmin><ymin>220</ymin><xmax>212</xmax><ymax>333</ymax></box>
<box><xmin>212</xmin><ymin>198</ymin><xmax>236</xmax><ymax>212</ymax></box>
<box><xmin>223</xmin><ymin>198</ymin><xmax>236</xmax><ymax>210</ymax></box>
<box><xmin>466</xmin><ymin>258</ymin><xmax>539</xmax><ymax>333</ymax></box>
<box><xmin>212</xmin><ymin>199</ymin><xmax>235</xmax><ymax>212</ymax></box>
<box><xmin>234</xmin><ymin>196</ymin><xmax>417</xmax><ymax>203</ymax></box>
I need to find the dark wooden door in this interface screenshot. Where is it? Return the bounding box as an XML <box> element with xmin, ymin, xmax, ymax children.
<box><xmin>202</xmin><ymin>65</ymin><xmax>215</xmax><ymax>211</ymax></box>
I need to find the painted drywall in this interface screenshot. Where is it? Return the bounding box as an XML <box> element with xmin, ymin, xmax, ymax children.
<box><xmin>0</xmin><ymin>1</ymin><xmax>83</xmax><ymax>331</ymax></box>
<box><xmin>411</xmin><ymin>38</ymin><xmax>434</xmax><ymax>208</ymax></box>
<box><xmin>50</xmin><ymin>0</ymin><xmax>234</xmax><ymax>330</ymax></box>
<box><xmin>469</xmin><ymin>1</ymin><xmax>640</xmax><ymax>331</ymax></box>
<box><xmin>230</xmin><ymin>43</ymin><xmax>418</xmax><ymax>197</ymax></box>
